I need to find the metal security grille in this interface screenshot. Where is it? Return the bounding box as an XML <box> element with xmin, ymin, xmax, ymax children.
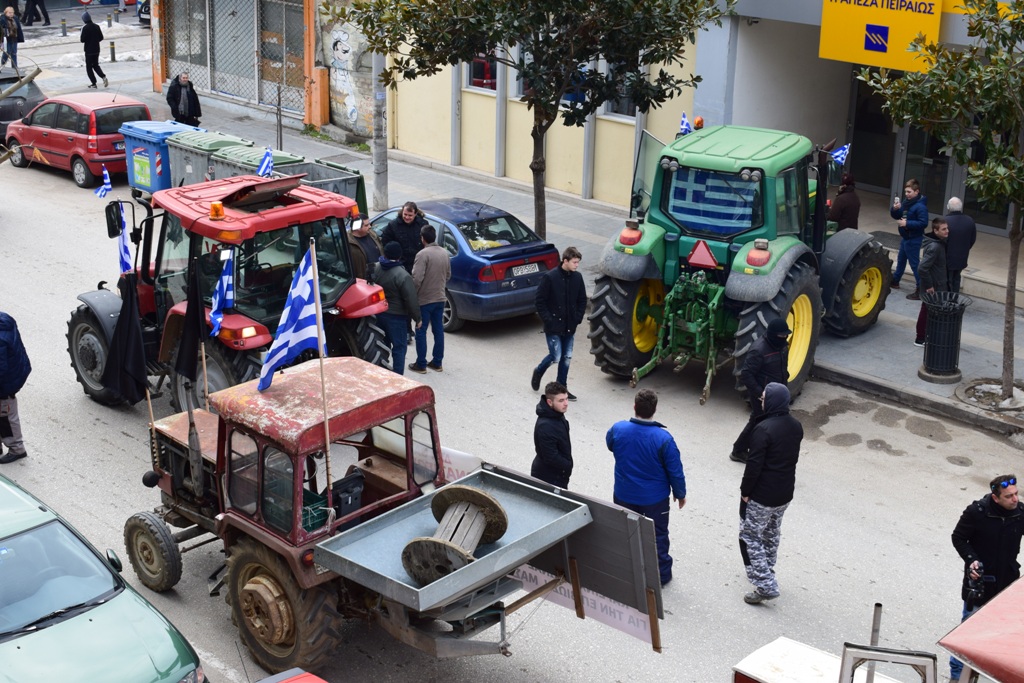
<box><xmin>163</xmin><ymin>0</ymin><xmax>305</xmax><ymax>116</ymax></box>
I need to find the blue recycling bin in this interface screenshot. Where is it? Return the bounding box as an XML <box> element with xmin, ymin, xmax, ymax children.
<box><xmin>120</xmin><ymin>120</ymin><xmax>206</xmax><ymax>193</ymax></box>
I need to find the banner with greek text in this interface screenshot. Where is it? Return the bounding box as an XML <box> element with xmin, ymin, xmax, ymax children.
<box><xmin>819</xmin><ymin>0</ymin><xmax>942</xmax><ymax>72</ymax></box>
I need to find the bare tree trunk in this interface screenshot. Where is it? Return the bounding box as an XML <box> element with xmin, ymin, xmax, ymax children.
<box><xmin>529</xmin><ymin>124</ymin><xmax>547</xmax><ymax>239</ymax></box>
<box><xmin>1001</xmin><ymin>201</ymin><xmax>1022</xmax><ymax>399</ymax></box>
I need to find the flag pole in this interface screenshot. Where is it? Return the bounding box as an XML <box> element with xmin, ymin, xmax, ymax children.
<box><xmin>307</xmin><ymin>237</ymin><xmax>333</xmax><ymax>491</ymax></box>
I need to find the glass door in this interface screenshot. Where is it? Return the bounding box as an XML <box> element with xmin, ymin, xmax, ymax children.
<box><xmin>896</xmin><ymin>126</ymin><xmax>951</xmax><ymax>211</ymax></box>
<box><xmin>848</xmin><ymin>72</ymin><xmax>895</xmax><ymax>194</ymax></box>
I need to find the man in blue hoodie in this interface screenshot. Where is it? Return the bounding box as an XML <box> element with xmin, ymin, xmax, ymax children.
<box><xmin>607</xmin><ymin>388</ymin><xmax>687</xmax><ymax>587</ymax></box>
<box><xmin>0</xmin><ymin>311</ymin><xmax>31</xmax><ymax>464</ymax></box>
<box><xmin>739</xmin><ymin>382</ymin><xmax>802</xmax><ymax>604</ymax></box>
<box><xmin>889</xmin><ymin>178</ymin><xmax>929</xmax><ymax>300</ymax></box>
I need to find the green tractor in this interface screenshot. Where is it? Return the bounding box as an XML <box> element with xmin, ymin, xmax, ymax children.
<box><xmin>588</xmin><ymin>125</ymin><xmax>891</xmax><ymax>403</ymax></box>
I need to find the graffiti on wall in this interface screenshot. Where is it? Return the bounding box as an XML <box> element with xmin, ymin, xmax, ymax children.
<box><xmin>327</xmin><ymin>26</ymin><xmax>374</xmax><ymax>137</ymax></box>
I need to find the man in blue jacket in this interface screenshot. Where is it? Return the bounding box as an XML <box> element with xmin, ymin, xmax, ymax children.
<box><xmin>889</xmin><ymin>178</ymin><xmax>929</xmax><ymax>300</ymax></box>
<box><xmin>0</xmin><ymin>311</ymin><xmax>31</xmax><ymax>464</ymax></box>
<box><xmin>607</xmin><ymin>388</ymin><xmax>687</xmax><ymax>587</ymax></box>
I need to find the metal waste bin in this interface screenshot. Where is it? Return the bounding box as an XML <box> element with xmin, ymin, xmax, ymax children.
<box><xmin>211</xmin><ymin>146</ymin><xmax>305</xmax><ymax>180</ymax></box>
<box><xmin>273</xmin><ymin>158</ymin><xmax>367</xmax><ymax>214</ymax></box>
<box><xmin>918</xmin><ymin>291</ymin><xmax>972</xmax><ymax>383</ymax></box>
<box><xmin>166</xmin><ymin>131</ymin><xmax>254</xmax><ymax>187</ymax></box>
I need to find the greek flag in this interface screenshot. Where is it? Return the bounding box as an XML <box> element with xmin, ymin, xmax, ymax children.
<box><xmin>678</xmin><ymin>111</ymin><xmax>693</xmax><ymax>136</ymax></box>
<box><xmin>257</xmin><ymin>248</ymin><xmax>324</xmax><ymax>391</ymax></box>
<box><xmin>668</xmin><ymin>168</ymin><xmax>756</xmax><ymax>236</ymax></box>
<box><xmin>831</xmin><ymin>143</ymin><xmax>851</xmax><ymax>166</ymax></box>
<box><xmin>95</xmin><ymin>165</ymin><xmax>112</xmax><ymax>198</ymax></box>
<box><xmin>256</xmin><ymin>147</ymin><xmax>274</xmax><ymax>177</ymax></box>
<box><xmin>118</xmin><ymin>204</ymin><xmax>132</xmax><ymax>274</ymax></box>
<box><xmin>209</xmin><ymin>247</ymin><xmax>235</xmax><ymax>337</ymax></box>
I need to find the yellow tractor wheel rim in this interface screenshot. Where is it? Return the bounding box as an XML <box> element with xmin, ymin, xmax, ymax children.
<box><xmin>632</xmin><ymin>279</ymin><xmax>665</xmax><ymax>354</ymax></box>
<box><xmin>786</xmin><ymin>294</ymin><xmax>814</xmax><ymax>382</ymax></box>
<box><xmin>851</xmin><ymin>266</ymin><xmax>883</xmax><ymax>318</ymax></box>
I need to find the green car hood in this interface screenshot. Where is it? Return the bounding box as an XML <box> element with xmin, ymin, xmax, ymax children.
<box><xmin>0</xmin><ymin>587</ymin><xmax>198</xmax><ymax>683</ymax></box>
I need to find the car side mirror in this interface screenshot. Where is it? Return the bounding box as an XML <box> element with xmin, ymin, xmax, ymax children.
<box><xmin>21</xmin><ymin>116</ymin><xmax>29</xmax><ymax>125</ymax></box>
<box><xmin>105</xmin><ymin>202</ymin><xmax>123</xmax><ymax>239</ymax></box>
<box><xmin>106</xmin><ymin>549</ymin><xmax>123</xmax><ymax>573</ymax></box>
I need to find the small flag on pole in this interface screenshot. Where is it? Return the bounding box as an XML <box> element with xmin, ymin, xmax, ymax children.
<box><xmin>257</xmin><ymin>248</ymin><xmax>325</xmax><ymax>391</ymax></box>
<box><xmin>679</xmin><ymin>111</ymin><xmax>693</xmax><ymax>136</ymax></box>
<box><xmin>256</xmin><ymin>147</ymin><xmax>274</xmax><ymax>177</ymax></box>
<box><xmin>209</xmin><ymin>248</ymin><xmax>235</xmax><ymax>337</ymax></box>
<box><xmin>831</xmin><ymin>143</ymin><xmax>851</xmax><ymax>166</ymax></box>
<box><xmin>118</xmin><ymin>204</ymin><xmax>132</xmax><ymax>274</ymax></box>
<box><xmin>94</xmin><ymin>165</ymin><xmax>112</xmax><ymax>198</ymax></box>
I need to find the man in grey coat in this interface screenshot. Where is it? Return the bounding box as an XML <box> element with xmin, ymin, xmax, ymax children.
<box><xmin>409</xmin><ymin>225</ymin><xmax>451</xmax><ymax>373</ymax></box>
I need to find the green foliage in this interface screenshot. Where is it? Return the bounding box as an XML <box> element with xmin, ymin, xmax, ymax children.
<box><xmin>859</xmin><ymin>0</ymin><xmax>1024</xmax><ymax>210</ymax></box>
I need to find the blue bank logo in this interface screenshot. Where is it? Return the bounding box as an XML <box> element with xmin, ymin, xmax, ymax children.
<box><xmin>864</xmin><ymin>24</ymin><xmax>889</xmax><ymax>53</ymax></box>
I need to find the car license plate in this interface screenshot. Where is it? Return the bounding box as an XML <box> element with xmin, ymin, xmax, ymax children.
<box><xmin>114</xmin><ymin>142</ymin><xmax>125</xmax><ymax>151</ymax></box>
<box><xmin>512</xmin><ymin>263</ymin><xmax>539</xmax><ymax>277</ymax></box>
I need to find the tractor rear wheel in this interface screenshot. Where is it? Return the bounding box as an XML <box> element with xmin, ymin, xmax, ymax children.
<box><xmin>733</xmin><ymin>261</ymin><xmax>822</xmax><ymax>398</ymax></box>
<box><xmin>588</xmin><ymin>276</ymin><xmax>666</xmax><ymax>378</ymax></box>
<box><xmin>124</xmin><ymin>511</ymin><xmax>183</xmax><ymax>593</ymax></box>
<box><xmin>67</xmin><ymin>305</ymin><xmax>123</xmax><ymax>405</ymax></box>
<box><xmin>333</xmin><ymin>315</ymin><xmax>391</xmax><ymax>367</ymax></box>
<box><xmin>170</xmin><ymin>343</ymin><xmax>251</xmax><ymax>412</ymax></box>
<box><xmin>823</xmin><ymin>240</ymin><xmax>892</xmax><ymax>337</ymax></box>
<box><xmin>226</xmin><ymin>538</ymin><xmax>342</xmax><ymax>673</ymax></box>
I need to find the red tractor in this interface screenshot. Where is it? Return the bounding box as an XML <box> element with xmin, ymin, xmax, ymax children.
<box><xmin>67</xmin><ymin>174</ymin><xmax>389</xmax><ymax>409</ymax></box>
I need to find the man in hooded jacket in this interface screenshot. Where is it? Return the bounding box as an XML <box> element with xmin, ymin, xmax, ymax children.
<box><xmin>914</xmin><ymin>217</ymin><xmax>950</xmax><ymax>347</ymax></box>
<box><xmin>739</xmin><ymin>382</ymin><xmax>802</xmax><ymax>604</ymax></box>
<box><xmin>0</xmin><ymin>311</ymin><xmax>31</xmax><ymax>464</ymax></box>
<box><xmin>731</xmin><ymin>317</ymin><xmax>790</xmax><ymax>463</ymax></box>
<box><xmin>530</xmin><ymin>381</ymin><xmax>572</xmax><ymax>488</ymax></box>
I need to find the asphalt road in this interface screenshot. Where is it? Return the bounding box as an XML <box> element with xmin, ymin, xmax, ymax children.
<box><xmin>2</xmin><ymin>31</ymin><xmax>1021</xmax><ymax>683</ymax></box>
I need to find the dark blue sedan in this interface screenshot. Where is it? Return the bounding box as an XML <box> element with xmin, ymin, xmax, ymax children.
<box><xmin>370</xmin><ymin>199</ymin><xmax>559</xmax><ymax>331</ymax></box>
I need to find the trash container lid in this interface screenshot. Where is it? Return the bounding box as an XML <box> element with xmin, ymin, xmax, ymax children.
<box><xmin>120</xmin><ymin>120</ymin><xmax>206</xmax><ymax>141</ymax></box>
<box><xmin>212</xmin><ymin>146</ymin><xmax>305</xmax><ymax>166</ymax></box>
<box><xmin>167</xmin><ymin>131</ymin><xmax>255</xmax><ymax>152</ymax></box>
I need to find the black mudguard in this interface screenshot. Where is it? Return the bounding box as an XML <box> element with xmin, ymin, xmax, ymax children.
<box><xmin>76</xmin><ymin>288</ymin><xmax>123</xmax><ymax>344</ymax></box>
<box><xmin>595</xmin><ymin>236</ymin><xmax>662</xmax><ymax>282</ymax></box>
<box><xmin>819</xmin><ymin>229</ymin><xmax>876</xmax><ymax>316</ymax></box>
<box><xmin>725</xmin><ymin>243</ymin><xmax>816</xmax><ymax>304</ymax></box>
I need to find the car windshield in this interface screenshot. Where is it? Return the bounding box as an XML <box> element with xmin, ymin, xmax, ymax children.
<box><xmin>456</xmin><ymin>215</ymin><xmax>539</xmax><ymax>252</ymax></box>
<box><xmin>0</xmin><ymin>521</ymin><xmax>120</xmax><ymax>638</ymax></box>
<box><xmin>95</xmin><ymin>105</ymin><xmax>150</xmax><ymax>134</ymax></box>
<box><xmin>0</xmin><ymin>79</ymin><xmax>43</xmax><ymax>101</ymax></box>
<box><xmin>664</xmin><ymin>167</ymin><xmax>763</xmax><ymax>237</ymax></box>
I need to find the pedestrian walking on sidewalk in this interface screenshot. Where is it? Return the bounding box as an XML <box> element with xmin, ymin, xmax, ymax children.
<box><xmin>80</xmin><ymin>12</ymin><xmax>107</xmax><ymax>89</ymax></box>
<box><xmin>531</xmin><ymin>246</ymin><xmax>586</xmax><ymax>401</ymax></box>
<box><xmin>890</xmin><ymin>178</ymin><xmax>929</xmax><ymax>299</ymax></box>
<box><xmin>731</xmin><ymin>317</ymin><xmax>789</xmax><ymax>463</ymax></box>
<box><xmin>408</xmin><ymin>225</ymin><xmax>450</xmax><ymax>374</ymax></box>
<box><xmin>948</xmin><ymin>474</ymin><xmax>1023</xmax><ymax>682</ymax></box>
<box><xmin>739</xmin><ymin>382</ymin><xmax>802</xmax><ymax>605</ymax></box>
<box><xmin>0</xmin><ymin>7</ymin><xmax>24</xmax><ymax>71</ymax></box>
<box><xmin>914</xmin><ymin>217</ymin><xmax>950</xmax><ymax>347</ymax></box>
<box><xmin>0</xmin><ymin>311</ymin><xmax>31</xmax><ymax>465</ymax></box>
<box><xmin>944</xmin><ymin>197</ymin><xmax>977</xmax><ymax>295</ymax></box>
<box><xmin>607</xmin><ymin>388</ymin><xmax>687</xmax><ymax>587</ymax></box>
<box><xmin>373</xmin><ymin>241</ymin><xmax>420</xmax><ymax>375</ymax></box>
<box><xmin>530</xmin><ymin>381</ymin><xmax>573</xmax><ymax>488</ymax></box>
<box><xmin>21</xmin><ymin>0</ymin><xmax>45</xmax><ymax>26</ymax></box>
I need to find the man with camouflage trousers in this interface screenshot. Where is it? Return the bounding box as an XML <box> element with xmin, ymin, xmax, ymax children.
<box><xmin>739</xmin><ymin>382</ymin><xmax>802</xmax><ymax>605</ymax></box>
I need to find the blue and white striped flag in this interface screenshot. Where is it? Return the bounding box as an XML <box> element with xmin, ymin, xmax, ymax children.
<box><xmin>256</xmin><ymin>147</ymin><xmax>274</xmax><ymax>177</ymax></box>
<box><xmin>831</xmin><ymin>143</ymin><xmax>851</xmax><ymax>166</ymax></box>
<box><xmin>257</xmin><ymin>248</ymin><xmax>324</xmax><ymax>391</ymax></box>
<box><xmin>209</xmin><ymin>247</ymin><xmax>235</xmax><ymax>337</ymax></box>
<box><xmin>118</xmin><ymin>204</ymin><xmax>132</xmax><ymax>274</ymax></box>
<box><xmin>678</xmin><ymin>111</ymin><xmax>693</xmax><ymax>136</ymax></box>
<box><xmin>95</xmin><ymin>165</ymin><xmax>113</xmax><ymax>198</ymax></box>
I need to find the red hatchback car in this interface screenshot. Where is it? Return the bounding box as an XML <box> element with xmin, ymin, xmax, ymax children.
<box><xmin>6</xmin><ymin>93</ymin><xmax>151</xmax><ymax>188</ymax></box>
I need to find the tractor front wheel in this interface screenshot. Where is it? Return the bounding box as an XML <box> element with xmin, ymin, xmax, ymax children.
<box><xmin>733</xmin><ymin>261</ymin><xmax>822</xmax><ymax>398</ymax></box>
<box><xmin>226</xmin><ymin>538</ymin><xmax>342</xmax><ymax>673</ymax></box>
<box><xmin>170</xmin><ymin>342</ymin><xmax>250</xmax><ymax>412</ymax></box>
<box><xmin>331</xmin><ymin>315</ymin><xmax>391</xmax><ymax>367</ymax></box>
<box><xmin>67</xmin><ymin>306</ymin><xmax>123</xmax><ymax>405</ymax></box>
<box><xmin>123</xmin><ymin>511</ymin><xmax>183</xmax><ymax>593</ymax></box>
<box><xmin>823</xmin><ymin>240</ymin><xmax>892</xmax><ymax>337</ymax></box>
<box><xmin>588</xmin><ymin>276</ymin><xmax>666</xmax><ymax>378</ymax></box>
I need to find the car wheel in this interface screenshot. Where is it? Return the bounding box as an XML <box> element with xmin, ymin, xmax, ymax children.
<box><xmin>7</xmin><ymin>138</ymin><xmax>27</xmax><ymax>168</ymax></box>
<box><xmin>72</xmin><ymin>157</ymin><xmax>97</xmax><ymax>188</ymax></box>
<box><xmin>443</xmin><ymin>290</ymin><xmax>465</xmax><ymax>332</ymax></box>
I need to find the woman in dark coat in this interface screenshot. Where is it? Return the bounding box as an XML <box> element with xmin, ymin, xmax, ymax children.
<box><xmin>166</xmin><ymin>71</ymin><xmax>202</xmax><ymax>126</ymax></box>
<box><xmin>827</xmin><ymin>173</ymin><xmax>861</xmax><ymax>230</ymax></box>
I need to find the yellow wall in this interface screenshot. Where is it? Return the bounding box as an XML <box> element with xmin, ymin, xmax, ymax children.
<box><xmin>391</xmin><ymin>67</ymin><xmax>451</xmax><ymax>160</ymax></box>
<box><xmin>505</xmin><ymin>100</ymin><xmax>534</xmax><ymax>185</ymax></box>
<box><xmin>544</xmin><ymin>120</ymin><xmax>585</xmax><ymax>195</ymax></box>
<box><xmin>460</xmin><ymin>90</ymin><xmax>497</xmax><ymax>173</ymax></box>
<box><xmin>592</xmin><ymin>116</ymin><xmax>636</xmax><ymax>205</ymax></box>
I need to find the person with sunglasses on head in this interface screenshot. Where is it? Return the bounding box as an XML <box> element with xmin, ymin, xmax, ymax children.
<box><xmin>948</xmin><ymin>474</ymin><xmax>1023</xmax><ymax>682</ymax></box>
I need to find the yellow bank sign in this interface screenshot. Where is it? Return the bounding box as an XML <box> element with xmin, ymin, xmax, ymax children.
<box><xmin>819</xmin><ymin>0</ymin><xmax>942</xmax><ymax>72</ymax></box>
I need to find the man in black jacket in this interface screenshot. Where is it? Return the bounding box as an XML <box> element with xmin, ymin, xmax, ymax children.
<box><xmin>914</xmin><ymin>218</ymin><xmax>949</xmax><ymax>347</ymax></box>
<box><xmin>948</xmin><ymin>474</ymin><xmax>1023</xmax><ymax>681</ymax></box>
<box><xmin>739</xmin><ymin>382</ymin><xmax>802</xmax><ymax>605</ymax></box>
<box><xmin>530</xmin><ymin>382</ymin><xmax>572</xmax><ymax>488</ymax></box>
<box><xmin>80</xmin><ymin>12</ymin><xmax>107</xmax><ymax>88</ymax></box>
<box><xmin>943</xmin><ymin>197</ymin><xmax>977</xmax><ymax>295</ymax></box>
<box><xmin>731</xmin><ymin>317</ymin><xmax>789</xmax><ymax>463</ymax></box>
<box><xmin>166</xmin><ymin>72</ymin><xmax>202</xmax><ymax>126</ymax></box>
<box><xmin>531</xmin><ymin>246</ymin><xmax>587</xmax><ymax>401</ymax></box>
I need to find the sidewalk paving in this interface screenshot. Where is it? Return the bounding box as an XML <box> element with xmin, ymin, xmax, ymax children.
<box><xmin>22</xmin><ymin>49</ymin><xmax>1024</xmax><ymax>436</ymax></box>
